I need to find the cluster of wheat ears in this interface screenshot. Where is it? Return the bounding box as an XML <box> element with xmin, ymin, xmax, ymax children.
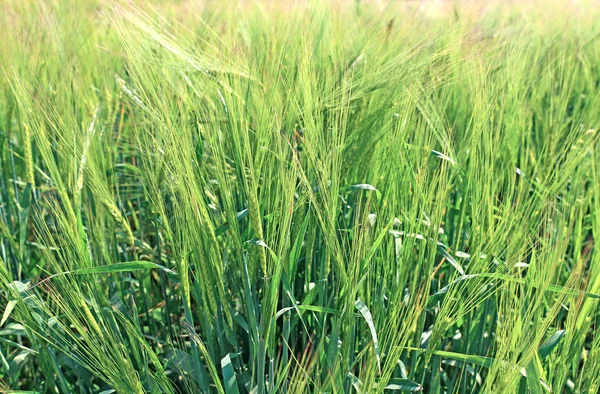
<box><xmin>1</xmin><ymin>0</ymin><xmax>600</xmax><ymax>393</ymax></box>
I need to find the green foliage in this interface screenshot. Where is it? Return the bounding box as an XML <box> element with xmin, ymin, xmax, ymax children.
<box><xmin>1</xmin><ymin>0</ymin><xmax>600</xmax><ymax>393</ymax></box>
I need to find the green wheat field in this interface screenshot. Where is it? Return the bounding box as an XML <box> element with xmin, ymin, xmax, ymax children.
<box><xmin>1</xmin><ymin>0</ymin><xmax>600</xmax><ymax>393</ymax></box>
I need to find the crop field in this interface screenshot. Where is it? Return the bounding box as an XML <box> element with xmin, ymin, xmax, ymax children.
<box><xmin>1</xmin><ymin>0</ymin><xmax>600</xmax><ymax>393</ymax></box>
